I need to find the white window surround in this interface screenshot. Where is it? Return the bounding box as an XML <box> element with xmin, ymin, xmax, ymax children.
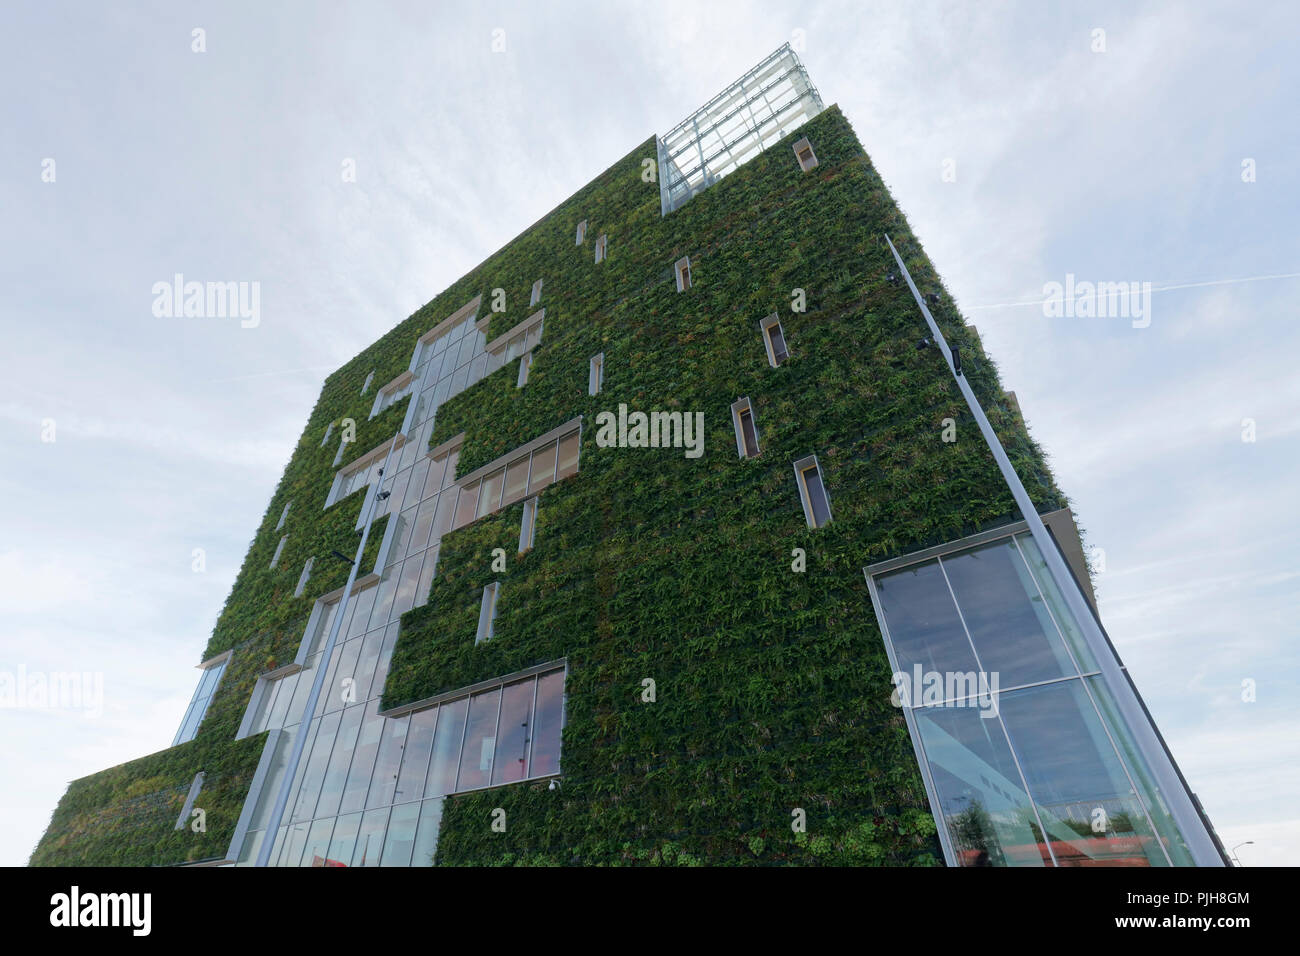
<box><xmin>731</xmin><ymin>397</ymin><xmax>760</xmax><ymax>458</ymax></box>
<box><xmin>276</xmin><ymin>501</ymin><xmax>292</xmax><ymax>531</ymax></box>
<box><xmin>530</xmin><ymin>278</ymin><xmax>543</xmax><ymax>307</ymax></box>
<box><xmin>270</xmin><ymin>535</ymin><xmax>288</xmax><ymax>569</ymax></box>
<box><xmin>361</xmin><ymin>371</ymin><xmax>375</xmax><ymax>395</ymax></box>
<box><xmin>760</xmin><ymin>313</ymin><xmax>790</xmax><ymax>367</ymax></box>
<box><xmin>792</xmin><ymin>136</ymin><xmax>819</xmax><ymax>172</ymax></box>
<box><xmin>517</xmin><ymin>352</ymin><xmax>533</xmax><ymax>388</ymax></box>
<box><xmin>476</xmin><ymin>582</ymin><xmax>500</xmax><ymax>645</ymax></box>
<box><xmin>575</xmin><ymin>220</ymin><xmax>587</xmax><ymax>245</ymax></box>
<box><xmin>793</xmin><ymin>453</ymin><xmax>833</xmax><ymax>528</ymax></box>
<box><xmin>320</xmin><ymin>422</ymin><xmax>334</xmax><ymax>448</ymax></box>
<box><xmin>519</xmin><ymin>497</ymin><xmax>538</xmax><ymax>553</ymax></box>
<box><xmin>674</xmin><ymin>256</ymin><xmax>692</xmax><ymax>292</ymax></box>
<box><xmin>594</xmin><ymin>234</ymin><xmax>607</xmax><ymax>263</ymax></box>
<box><xmin>588</xmin><ymin>353</ymin><xmax>604</xmax><ymax>396</ymax></box>
<box><xmin>294</xmin><ymin>556</ymin><xmax>314</xmax><ymax>597</ymax></box>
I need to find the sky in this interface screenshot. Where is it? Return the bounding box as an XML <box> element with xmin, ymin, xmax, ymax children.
<box><xmin>1</xmin><ymin>0</ymin><xmax>1296</xmax><ymax>867</ymax></box>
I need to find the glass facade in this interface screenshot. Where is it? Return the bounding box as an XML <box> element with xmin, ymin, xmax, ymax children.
<box><xmin>234</xmin><ymin>302</ymin><xmax>567</xmax><ymax>867</ymax></box>
<box><xmin>869</xmin><ymin>530</ymin><xmax>1197</xmax><ymax>867</ymax></box>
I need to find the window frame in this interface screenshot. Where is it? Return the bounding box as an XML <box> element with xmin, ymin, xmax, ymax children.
<box><xmin>674</xmin><ymin>256</ymin><xmax>692</xmax><ymax>291</ymax></box>
<box><xmin>530</xmin><ymin>278</ymin><xmax>543</xmax><ymax>307</ymax></box>
<box><xmin>792</xmin><ymin>136</ymin><xmax>819</xmax><ymax>172</ymax></box>
<box><xmin>730</xmin><ymin>397</ymin><xmax>761</xmax><ymax>458</ymax></box>
<box><xmin>172</xmin><ymin>651</ymin><xmax>231</xmax><ymax>746</ymax></box>
<box><xmin>760</xmin><ymin>313</ymin><xmax>790</xmax><ymax>367</ymax></box>
<box><xmin>793</xmin><ymin>454</ymin><xmax>832</xmax><ymax>528</ymax></box>
<box><xmin>588</xmin><ymin>353</ymin><xmax>604</xmax><ymax>396</ymax></box>
<box><xmin>519</xmin><ymin>497</ymin><xmax>538</xmax><ymax>554</ymax></box>
<box><xmin>594</xmin><ymin>234</ymin><xmax>607</xmax><ymax>264</ymax></box>
<box><xmin>476</xmin><ymin>582</ymin><xmax>500</xmax><ymax>645</ymax></box>
<box><xmin>575</xmin><ymin>220</ymin><xmax>587</xmax><ymax>245</ymax></box>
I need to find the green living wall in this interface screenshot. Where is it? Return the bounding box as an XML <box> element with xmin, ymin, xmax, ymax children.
<box><xmin>32</xmin><ymin>104</ymin><xmax>1064</xmax><ymax>866</ymax></box>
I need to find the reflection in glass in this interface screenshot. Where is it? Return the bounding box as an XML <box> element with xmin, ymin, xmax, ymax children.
<box><xmin>456</xmin><ymin>689</ymin><xmax>501</xmax><ymax>791</ymax></box>
<box><xmin>556</xmin><ymin>430</ymin><xmax>580</xmax><ymax>480</ymax></box>
<box><xmin>875</xmin><ymin>561</ymin><xmax>979</xmax><ymax>686</ymax></box>
<box><xmin>529</xmin><ymin>441</ymin><xmax>557</xmax><ymax>494</ymax></box>
<box><xmin>426</xmin><ymin>697</ymin><xmax>468</xmax><ymax>797</ymax></box>
<box><xmin>492</xmin><ymin>679</ymin><xmax>535</xmax><ymax>786</ymax></box>
<box><xmin>530</xmin><ymin>670</ymin><xmax>564</xmax><ymax>776</ymax></box>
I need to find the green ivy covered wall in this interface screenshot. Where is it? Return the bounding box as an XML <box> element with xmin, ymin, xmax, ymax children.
<box><xmin>32</xmin><ymin>104</ymin><xmax>1065</xmax><ymax>866</ymax></box>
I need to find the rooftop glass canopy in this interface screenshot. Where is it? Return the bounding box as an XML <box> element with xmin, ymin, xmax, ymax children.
<box><xmin>656</xmin><ymin>43</ymin><xmax>825</xmax><ymax>216</ymax></box>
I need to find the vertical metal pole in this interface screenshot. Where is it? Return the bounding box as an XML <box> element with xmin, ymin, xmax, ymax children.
<box><xmin>255</xmin><ymin>439</ymin><xmax>397</xmax><ymax>866</ymax></box>
<box><xmin>884</xmin><ymin>235</ymin><xmax>1224</xmax><ymax>866</ymax></box>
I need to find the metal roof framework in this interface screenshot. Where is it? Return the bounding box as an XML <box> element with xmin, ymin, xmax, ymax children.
<box><xmin>657</xmin><ymin>43</ymin><xmax>824</xmax><ymax>215</ymax></box>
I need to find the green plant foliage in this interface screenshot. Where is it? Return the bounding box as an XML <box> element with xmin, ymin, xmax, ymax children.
<box><xmin>33</xmin><ymin>105</ymin><xmax>1065</xmax><ymax>866</ymax></box>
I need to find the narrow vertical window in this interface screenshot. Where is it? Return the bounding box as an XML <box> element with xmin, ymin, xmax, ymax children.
<box><xmin>519</xmin><ymin>497</ymin><xmax>538</xmax><ymax>554</ymax></box>
<box><xmin>361</xmin><ymin>370</ymin><xmax>375</xmax><ymax>395</ymax></box>
<box><xmin>674</xmin><ymin>256</ymin><xmax>692</xmax><ymax>291</ymax></box>
<box><xmin>332</xmin><ymin>439</ymin><xmax>347</xmax><ymax>468</ymax></box>
<box><xmin>594</xmin><ymin>234</ymin><xmax>607</xmax><ymax>264</ymax></box>
<box><xmin>731</xmin><ymin>398</ymin><xmax>760</xmax><ymax>458</ymax></box>
<box><xmin>792</xmin><ymin>137</ymin><xmax>819</xmax><ymax>172</ymax></box>
<box><xmin>760</xmin><ymin>313</ymin><xmax>790</xmax><ymax>367</ymax></box>
<box><xmin>271</xmin><ymin>535</ymin><xmax>288</xmax><ymax>569</ymax></box>
<box><xmin>320</xmin><ymin>422</ymin><xmax>335</xmax><ymax>448</ymax></box>
<box><xmin>575</xmin><ymin>220</ymin><xmax>587</xmax><ymax>245</ymax></box>
<box><xmin>588</xmin><ymin>353</ymin><xmax>603</xmax><ymax>396</ymax></box>
<box><xmin>530</xmin><ymin>278</ymin><xmax>543</xmax><ymax>306</ymax></box>
<box><xmin>517</xmin><ymin>352</ymin><xmax>533</xmax><ymax>388</ymax></box>
<box><xmin>476</xmin><ymin>582</ymin><xmax>500</xmax><ymax>645</ymax></box>
<box><xmin>276</xmin><ymin>500</ymin><xmax>292</xmax><ymax>531</ymax></box>
<box><xmin>294</xmin><ymin>556</ymin><xmax>314</xmax><ymax>597</ymax></box>
<box><xmin>793</xmin><ymin>454</ymin><xmax>832</xmax><ymax>528</ymax></box>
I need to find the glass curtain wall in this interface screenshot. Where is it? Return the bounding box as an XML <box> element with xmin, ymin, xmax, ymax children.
<box><xmin>870</xmin><ymin>530</ymin><xmax>1197</xmax><ymax>868</ymax></box>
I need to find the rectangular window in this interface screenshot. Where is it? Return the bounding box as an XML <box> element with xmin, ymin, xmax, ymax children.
<box><xmin>864</xmin><ymin>527</ymin><xmax>1200</xmax><ymax>868</ymax></box>
<box><xmin>276</xmin><ymin>501</ymin><xmax>292</xmax><ymax>531</ymax></box>
<box><xmin>674</xmin><ymin>256</ymin><xmax>692</xmax><ymax>291</ymax></box>
<box><xmin>172</xmin><ymin>655</ymin><xmax>229</xmax><ymax>746</ymax></box>
<box><xmin>442</xmin><ymin>422</ymin><xmax>579</xmax><ymax>530</ymax></box>
<box><xmin>476</xmin><ymin>583</ymin><xmax>500</xmax><ymax>645</ymax></box>
<box><xmin>332</xmin><ymin>439</ymin><xmax>347</xmax><ymax>468</ymax></box>
<box><xmin>761</xmin><ymin>313</ymin><xmax>789</xmax><ymax>366</ymax></box>
<box><xmin>320</xmin><ymin>422</ymin><xmax>334</xmax><ymax>448</ymax></box>
<box><xmin>270</xmin><ymin>535</ymin><xmax>288</xmax><ymax>569</ymax></box>
<box><xmin>530</xmin><ymin>278</ymin><xmax>542</xmax><ymax>307</ymax></box>
<box><xmin>731</xmin><ymin>398</ymin><xmax>760</xmax><ymax>458</ymax></box>
<box><xmin>575</xmin><ymin>220</ymin><xmax>587</xmax><ymax>245</ymax></box>
<box><xmin>295</xmin><ymin>556</ymin><xmax>314</xmax><ymax>597</ymax></box>
<box><xmin>453</xmin><ymin>481</ymin><xmax>480</xmax><ymax>530</ymax></box>
<box><xmin>519</xmin><ymin>497</ymin><xmax>538</xmax><ymax>553</ymax></box>
<box><xmin>792</xmin><ymin>137</ymin><xmax>819</xmax><ymax>172</ymax></box>
<box><xmin>517</xmin><ymin>352</ymin><xmax>532</xmax><ymax>388</ymax></box>
<box><xmin>361</xmin><ymin>371</ymin><xmax>374</xmax><ymax>395</ymax></box>
<box><xmin>793</xmin><ymin>454</ymin><xmax>832</xmax><ymax>528</ymax></box>
<box><xmin>588</xmin><ymin>353</ymin><xmax>603</xmax><ymax>396</ymax></box>
<box><xmin>594</xmin><ymin>234</ymin><xmax>607</xmax><ymax>264</ymax></box>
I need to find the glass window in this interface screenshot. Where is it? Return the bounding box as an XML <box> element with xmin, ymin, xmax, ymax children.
<box><xmin>301</xmin><ymin>817</ymin><xmax>336</xmax><ymax>868</ymax></box>
<box><xmin>423</xmin><ymin>456</ymin><xmax>446</xmax><ymax>499</ymax></box>
<box><xmin>503</xmin><ymin>455</ymin><xmax>531</xmax><ymax>506</ymax></box>
<box><xmin>941</xmin><ymin>539</ymin><xmax>1078</xmax><ymax>688</ymax></box>
<box><xmin>411</xmin><ymin>798</ymin><xmax>444</xmax><ymax>867</ymax></box>
<box><xmin>346</xmin><ymin>587</ymin><xmax>377</xmax><ymax>640</ymax></box>
<box><xmin>478</xmin><ymin>469</ymin><xmax>505</xmax><ymax>518</ymax></box>
<box><xmin>491</xmin><ymin>679</ymin><xmax>535</xmax><ymax>786</ymax></box>
<box><xmin>426</xmin><ymin>697</ymin><xmax>468</xmax><ymax>797</ymax></box>
<box><xmin>432</xmin><ymin>490</ymin><xmax>457</xmax><ymax>541</ymax></box>
<box><xmin>456</xmin><ymin>689</ymin><xmax>501</xmax><ymax>791</ymax></box>
<box><xmin>315</xmin><ymin>704</ymin><xmax>365</xmax><ymax>819</ymax></box>
<box><xmin>291</xmin><ymin>710</ymin><xmax>341</xmax><ymax>822</ymax></box>
<box><xmin>351</xmin><ymin>807</ymin><xmax>389</xmax><ymax>867</ymax></box>
<box><xmin>766</xmin><ymin>320</ymin><xmax>789</xmax><ymax>365</ymax></box>
<box><xmin>415</xmin><ymin>546</ymin><xmax>439</xmax><ymax>609</ymax></box>
<box><xmin>366</xmin><ymin>714</ymin><xmax>411</xmax><ymax>809</ymax></box>
<box><xmin>476</xmin><ymin>582</ymin><xmax>499</xmax><ymax>645</ymax></box>
<box><xmin>403</xmin><ymin>459</ymin><xmax>429</xmax><ymax>511</ymax></box>
<box><xmin>407</xmin><ymin>496</ymin><xmax>438</xmax><ymax>557</ymax></box>
<box><xmin>453</xmin><ymin>481</ymin><xmax>480</xmax><ymax>529</ymax></box>
<box><xmin>875</xmin><ymin>560</ymin><xmax>980</xmax><ymax>681</ymax></box>
<box><xmin>797</xmin><ymin>461</ymin><xmax>832</xmax><ymax>528</ymax></box>
<box><xmin>528</xmin><ymin>441</ymin><xmax>557</xmax><ymax>495</ymax></box>
<box><xmin>340</xmin><ymin>714</ymin><xmax>384</xmax><ymax>814</ymax></box>
<box><xmin>914</xmin><ymin>703</ymin><xmax>1047</xmax><ymax>867</ymax></box>
<box><xmin>519</xmin><ymin>498</ymin><xmax>538</xmax><ymax>553</ymax></box>
<box><xmin>391</xmin><ymin>557</ymin><xmax>423</xmax><ymax>620</ymax></box>
<box><xmin>395</xmin><ymin>708</ymin><xmax>437</xmax><ymax>805</ymax></box>
<box><xmin>380</xmin><ymin>801</ymin><xmax>421</xmax><ymax>866</ymax></box>
<box><xmin>556</xmin><ymin>431</ymin><xmax>580</xmax><ymax>480</ymax></box>
<box><xmin>529</xmin><ymin>670</ymin><xmax>564</xmax><ymax>777</ymax></box>
<box><xmin>172</xmin><ymin>658</ymin><xmax>228</xmax><ymax>746</ymax></box>
<box><xmin>322</xmin><ymin>812</ymin><xmax>360</xmax><ymax>867</ymax></box>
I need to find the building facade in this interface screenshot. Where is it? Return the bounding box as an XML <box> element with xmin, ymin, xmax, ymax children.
<box><xmin>32</xmin><ymin>47</ymin><xmax>1225</xmax><ymax>867</ymax></box>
